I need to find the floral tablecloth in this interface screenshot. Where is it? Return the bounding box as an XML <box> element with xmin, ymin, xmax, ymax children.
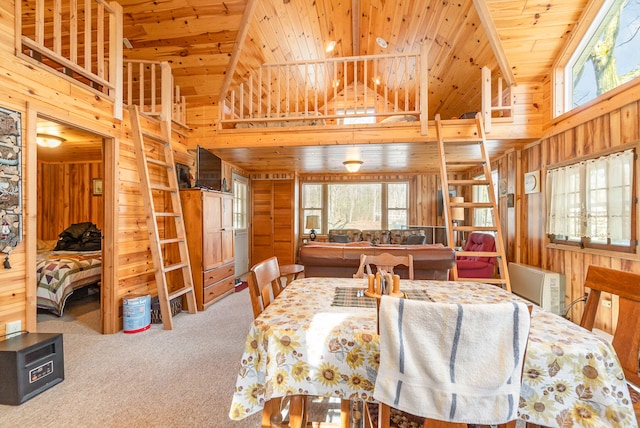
<box><xmin>229</xmin><ymin>278</ymin><xmax>637</xmax><ymax>427</ymax></box>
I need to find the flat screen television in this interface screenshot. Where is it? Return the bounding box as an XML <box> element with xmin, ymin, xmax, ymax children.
<box><xmin>195</xmin><ymin>146</ymin><xmax>222</xmax><ymax>191</ymax></box>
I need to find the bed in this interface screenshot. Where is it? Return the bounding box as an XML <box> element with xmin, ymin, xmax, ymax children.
<box><xmin>36</xmin><ymin>239</ymin><xmax>102</xmax><ymax>316</ymax></box>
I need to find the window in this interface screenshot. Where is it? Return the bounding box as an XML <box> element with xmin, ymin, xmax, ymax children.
<box><xmin>233</xmin><ymin>178</ymin><xmax>248</xmax><ymax>230</ymax></box>
<box><xmin>562</xmin><ymin>0</ymin><xmax>640</xmax><ymax>112</ymax></box>
<box><xmin>337</xmin><ymin>108</ymin><xmax>376</xmax><ymax>125</ymax></box>
<box><xmin>301</xmin><ymin>182</ymin><xmax>409</xmax><ymax>233</ymax></box>
<box><xmin>547</xmin><ymin>149</ymin><xmax>635</xmax><ymax>252</ymax></box>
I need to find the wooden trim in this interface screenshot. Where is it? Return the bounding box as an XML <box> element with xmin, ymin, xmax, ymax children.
<box><xmin>217</xmin><ymin>0</ymin><xmax>258</xmax><ymax>106</ymax></box>
<box><xmin>25</xmin><ymin>106</ymin><xmax>38</xmax><ymax>332</ymax></box>
<box><xmin>472</xmin><ymin>0</ymin><xmax>516</xmax><ymax>87</ymax></box>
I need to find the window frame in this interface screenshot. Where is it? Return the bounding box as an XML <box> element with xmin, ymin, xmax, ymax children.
<box><xmin>301</xmin><ymin>181</ymin><xmax>410</xmax><ymax>235</ymax></box>
<box><xmin>546</xmin><ymin>146</ymin><xmax>637</xmax><ymax>254</ymax></box>
<box><xmin>553</xmin><ymin>0</ymin><xmax>640</xmax><ymax>117</ymax></box>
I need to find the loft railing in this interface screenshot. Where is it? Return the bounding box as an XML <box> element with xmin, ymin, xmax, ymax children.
<box><xmin>16</xmin><ymin>0</ymin><xmax>123</xmax><ymax>119</ymax></box>
<box><xmin>220</xmin><ymin>47</ymin><xmax>429</xmax><ymax>134</ymax></box>
<box><xmin>123</xmin><ymin>60</ymin><xmax>187</xmax><ymax>128</ymax></box>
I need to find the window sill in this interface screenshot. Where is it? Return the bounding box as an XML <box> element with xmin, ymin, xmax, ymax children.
<box><xmin>546</xmin><ymin>243</ymin><xmax>640</xmax><ymax>261</ymax></box>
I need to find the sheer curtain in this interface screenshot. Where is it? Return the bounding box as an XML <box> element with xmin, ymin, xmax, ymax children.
<box><xmin>585</xmin><ymin>149</ymin><xmax>633</xmax><ymax>242</ymax></box>
<box><xmin>547</xmin><ymin>149</ymin><xmax>633</xmax><ymax>243</ymax></box>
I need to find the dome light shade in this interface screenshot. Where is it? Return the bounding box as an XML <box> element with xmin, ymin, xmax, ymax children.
<box><xmin>37</xmin><ymin>133</ymin><xmax>65</xmax><ymax>148</ymax></box>
<box><xmin>343</xmin><ymin>160</ymin><xmax>363</xmax><ymax>173</ymax></box>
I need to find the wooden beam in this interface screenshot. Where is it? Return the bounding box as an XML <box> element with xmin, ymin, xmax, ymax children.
<box><xmin>472</xmin><ymin>0</ymin><xmax>516</xmax><ymax>87</ymax></box>
<box><xmin>218</xmin><ymin>0</ymin><xmax>258</xmax><ymax>106</ymax></box>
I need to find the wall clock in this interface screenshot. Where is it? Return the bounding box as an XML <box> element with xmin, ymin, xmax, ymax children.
<box><xmin>524</xmin><ymin>170</ymin><xmax>540</xmax><ymax>194</ymax></box>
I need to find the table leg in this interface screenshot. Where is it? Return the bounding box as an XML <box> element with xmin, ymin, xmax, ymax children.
<box><xmin>262</xmin><ymin>397</ymin><xmax>281</xmax><ymax>427</ymax></box>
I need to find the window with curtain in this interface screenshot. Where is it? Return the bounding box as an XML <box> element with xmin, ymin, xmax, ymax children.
<box><xmin>547</xmin><ymin>149</ymin><xmax>635</xmax><ymax>252</ymax></box>
<box><xmin>472</xmin><ymin>170</ymin><xmax>498</xmax><ymax>229</ymax></box>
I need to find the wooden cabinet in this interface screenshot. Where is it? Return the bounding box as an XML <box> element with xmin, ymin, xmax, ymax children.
<box><xmin>181</xmin><ymin>189</ymin><xmax>235</xmax><ymax>310</ymax></box>
<box><xmin>251</xmin><ymin>179</ymin><xmax>296</xmax><ymax>265</ymax></box>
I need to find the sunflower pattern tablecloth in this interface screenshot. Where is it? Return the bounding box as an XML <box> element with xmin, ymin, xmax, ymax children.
<box><xmin>229</xmin><ymin>278</ymin><xmax>637</xmax><ymax>427</ymax></box>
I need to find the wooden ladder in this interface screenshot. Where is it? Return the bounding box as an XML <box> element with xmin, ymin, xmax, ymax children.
<box><xmin>435</xmin><ymin>113</ymin><xmax>511</xmax><ymax>291</ymax></box>
<box><xmin>129</xmin><ymin>105</ymin><xmax>197</xmax><ymax>329</ymax></box>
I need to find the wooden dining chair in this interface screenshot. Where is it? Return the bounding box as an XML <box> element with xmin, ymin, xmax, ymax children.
<box><xmin>354</xmin><ymin>252</ymin><xmax>414</xmax><ymax>280</ymax></box>
<box><xmin>248</xmin><ymin>256</ymin><xmax>309</xmax><ymax>428</ymax></box>
<box><xmin>580</xmin><ymin>265</ymin><xmax>640</xmax><ymax>421</ymax></box>
<box><xmin>247</xmin><ymin>256</ymin><xmax>283</xmax><ymax>319</ymax></box>
<box><xmin>369</xmin><ymin>296</ymin><xmax>531</xmax><ymax>428</ymax></box>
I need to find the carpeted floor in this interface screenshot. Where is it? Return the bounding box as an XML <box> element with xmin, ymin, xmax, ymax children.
<box><xmin>0</xmin><ymin>287</ymin><xmax>263</xmax><ymax>427</ymax></box>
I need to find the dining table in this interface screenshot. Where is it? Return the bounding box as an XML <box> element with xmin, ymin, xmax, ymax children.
<box><xmin>229</xmin><ymin>277</ymin><xmax>638</xmax><ymax>428</ymax></box>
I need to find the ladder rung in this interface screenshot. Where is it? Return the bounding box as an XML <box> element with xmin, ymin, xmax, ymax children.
<box><xmin>457</xmin><ymin>251</ymin><xmax>501</xmax><ymax>258</ymax></box>
<box><xmin>150</xmin><ymin>184</ymin><xmax>176</xmax><ymax>192</ymax></box>
<box><xmin>453</xmin><ymin>226</ymin><xmax>497</xmax><ymax>232</ymax></box>
<box><xmin>155</xmin><ymin>212</ymin><xmax>181</xmax><ymax>217</ymax></box>
<box><xmin>449</xmin><ymin>179</ymin><xmax>490</xmax><ymax>186</ymax></box>
<box><xmin>159</xmin><ymin>238</ymin><xmax>185</xmax><ymax>245</ymax></box>
<box><xmin>169</xmin><ymin>287</ymin><xmax>194</xmax><ymax>300</ymax></box>
<box><xmin>147</xmin><ymin>158</ymin><xmax>172</xmax><ymax>168</ymax></box>
<box><xmin>163</xmin><ymin>262</ymin><xmax>188</xmax><ymax>273</ymax></box>
<box><xmin>141</xmin><ymin>131</ymin><xmax>168</xmax><ymax>143</ymax></box>
<box><xmin>441</xmin><ymin>139</ymin><xmax>482</xmax><ymax>144</ymax></box>
<box><xmin>452</xmin><ymin>202</ymin><xmax>492</xmax><ymax>208</ymax></box>
<box><xmin>446</xmin><ymin>160</ymin><xmax>486</xmax><ymax>166</ymax></box>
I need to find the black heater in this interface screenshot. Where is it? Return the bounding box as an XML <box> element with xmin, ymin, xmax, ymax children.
<box><xmin>0</xmin><ymin>333</ymin><xmax>64</xmax><ymax>405</ymax></box>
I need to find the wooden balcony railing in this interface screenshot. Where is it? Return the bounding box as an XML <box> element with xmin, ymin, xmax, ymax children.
<box><xmin>123</xmin><ymin>60</ymin><xmax>187</xmax><ymax>128</ymax></box>
<box><xmin>220</xmin><ymin>48</ymin><xmax>429</xmax><ymax>134</ymax></box>
<box><xmin>16</xmin><ymin>0</ymin><xmax>123</xmax><ymax>119</ymax></box>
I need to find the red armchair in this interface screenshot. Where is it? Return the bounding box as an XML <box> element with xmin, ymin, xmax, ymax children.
<box><xmin>456</xmin><ymin>232</ymin><xmax>497</xmax><ymax>278</ymax></box>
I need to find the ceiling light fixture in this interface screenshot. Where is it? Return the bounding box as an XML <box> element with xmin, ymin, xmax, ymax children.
<box><xmin>325</xmin><ymin>40</ymin><xmax>337</xmax><ymax>52</ymax></box>
<box><xmin>376</xmin><ymin>37</ymin><xmax>388</xmax><ymax>49</ymax></box>
<box><xmin>343</xmin><ymin>160</ymin><xmax>363</xmax><ymax>173</ymax></box>
<box><xmin>36</xmin><ymin>133</ymin><xmax>65</xmax><ymax>148</ymax></box>
<box><xmin>372</xmin><ymin>75</ymin><xmax>381</xmax><ymax>85</ymax></box>
<box><xmin>332</xmin><ymin>78</ymin><xmax>341</xmax><ymax>88</ymax></box>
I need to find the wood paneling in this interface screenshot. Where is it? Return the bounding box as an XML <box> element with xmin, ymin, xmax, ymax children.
<box><xmin>520</xmin><ymin>88</ymin><xmax>640</xmax><ymax>333</ymax></box>
<box><xmin>37</xmin><ymin>161</ymin><xmax>103</xmax><ymax>240</ymax></box>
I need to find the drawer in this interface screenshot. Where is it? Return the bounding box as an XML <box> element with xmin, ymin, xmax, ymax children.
<box><xmin>203</xmin><ymin>276</ymin><xmax>235</xmax><ymax>304</ymax></box>
<box><xmin>203</xmin><ymin>262</ymin><xmax>235</xmax><ymax>287</ymax></box>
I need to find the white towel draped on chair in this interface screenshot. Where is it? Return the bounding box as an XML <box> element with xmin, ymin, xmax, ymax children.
<box><xmin>374</xmin><ymin>296</ymin><xmax>530</xmax><ymax>425</ymax></box>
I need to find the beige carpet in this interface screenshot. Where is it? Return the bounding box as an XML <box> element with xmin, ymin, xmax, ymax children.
<box><xmin>0</xmin><ymin>288</ymin><xmax>263</xmax><ymax>427</ymax></box>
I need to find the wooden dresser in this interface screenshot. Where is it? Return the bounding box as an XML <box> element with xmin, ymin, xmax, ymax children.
<box><xmin>180</xmin><ymin>188</ymin><xmax>235</xmax><ymax>310</ymax></box>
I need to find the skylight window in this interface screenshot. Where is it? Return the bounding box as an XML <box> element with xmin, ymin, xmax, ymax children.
<box><xmin>337</xmin><ymin>108</ymin><xmax>376</xmax><ymax>125</ymax></box>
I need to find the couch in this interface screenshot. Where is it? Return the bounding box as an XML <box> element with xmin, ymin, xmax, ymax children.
<box><xmin>328</xmin><ymin>228</ymin><xmax>429</xmax><ymax>245</ymax></box>
<box><xmin>456</xmin><ymin>232</ymin><xmax>497</xmax><ymax>278</ymax></box>
<box><xmin>299</xmin><ymin>242</ymin><xmax>456</xmax><ymax>280</ymax></box>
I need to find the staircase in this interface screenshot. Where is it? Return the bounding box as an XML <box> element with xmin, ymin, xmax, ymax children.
<box><xmin>129</xmin><ymin>105</ymin><xmax>198</xmax><ymax>329</ymax></box>
<box><xmin>435</xmin><ymin>113</ymin><xmax>511</xmax><ymax>291</ymax></box>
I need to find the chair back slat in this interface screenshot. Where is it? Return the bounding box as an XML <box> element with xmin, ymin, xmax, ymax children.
<box><xmin>248</xmin><ymin>256</ymin><xmax>281</xmax><ymax>319</ymax></box>
<box><xmin>355</xmin><ymin>252</ymin><xmax>414</xmax><ymax>280</ymax></box>
<box><xmin>581</xmin><ymin>265</ymin><xmax>640</xmax><ymax>386</ymax></box>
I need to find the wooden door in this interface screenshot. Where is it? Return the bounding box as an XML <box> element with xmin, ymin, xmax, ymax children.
<box><xmin>273</xmin><ymin>180</ymin><xmax>294</xmax><ymax>264</ymax></box>
<box><xmin>251</xmin><ymin>180</ymin><xmax>274</xmax><ymax>265</ymax></box>
<box><xmin>202</xmin><ymin>191</ymin><xmax>223</xmax><ymax>270</ymax></box>
<box><xmin>221</xmin><ymin>193</ymin><xmax>235</xmax><ymax>264</ymax></box>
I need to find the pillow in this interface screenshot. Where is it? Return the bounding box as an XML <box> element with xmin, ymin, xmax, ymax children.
<box><xmin>329</xmin><ymin>234</ymin><xmax>351</xmax><ymax>243</ymax></box>
<box><xmin>406</xmin><ymin>234</ymin><xmax>427</xmax><ymax>245</ymax></box>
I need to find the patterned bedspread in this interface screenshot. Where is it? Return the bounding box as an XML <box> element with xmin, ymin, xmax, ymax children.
<box><xmin>36</xmin><ymin>250</ymin><xmax>102</xmax><ymax>315</ymax></box>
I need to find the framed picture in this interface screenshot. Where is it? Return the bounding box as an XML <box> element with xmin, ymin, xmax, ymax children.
<box><xmin>92</xmin><ymin>178</ymin><xmax>103</xmax><ymax>196</ymax></box>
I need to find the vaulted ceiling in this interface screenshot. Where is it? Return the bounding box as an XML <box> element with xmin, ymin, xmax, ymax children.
<box><xmin>118</xmin><ymin>0</ymin><xmax>588</xmax><ymax>118</ymax></box>
<box><xmin>39</xmin><ymin>0</ymin><xmax>592</xmax><ymax>173</ymax></box>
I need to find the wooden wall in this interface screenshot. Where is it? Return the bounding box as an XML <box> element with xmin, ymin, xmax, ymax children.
<box><xmin>37</xmin><ymin>161</ymin><xmax>103</xmax><ymax>240</ymax></box>
<box><xmin>519</xmin><ymin>78</ymin><xmax>640</xmax><ymax>331</ymax></box>
<box><xmin>0</xmin><ymin>0</ymin><xmax>182</xmax><ymax>335</ymax></box>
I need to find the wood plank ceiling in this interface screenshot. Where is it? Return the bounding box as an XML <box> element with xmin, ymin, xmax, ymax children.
<box><xmin>40</xmin><ymin>0</ymin><xmax>591</xmax><ymax>174</ymax></box>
